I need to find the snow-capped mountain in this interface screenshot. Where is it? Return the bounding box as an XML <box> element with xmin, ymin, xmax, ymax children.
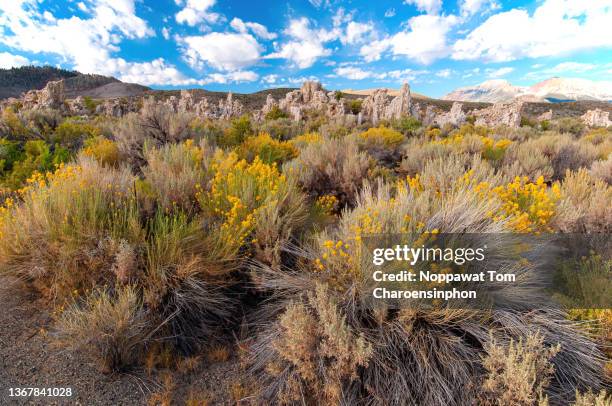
<box><xmin>443</xmin><ymin>77</ymin><xmax>612</xmax><ymax>103</ymax></box>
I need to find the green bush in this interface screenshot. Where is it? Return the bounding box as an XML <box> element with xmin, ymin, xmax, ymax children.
<box><xmin>265</xmin><ymin>105</ymin><xmax>288</xmax><ymax>120</ymax></box>
<box><xmin>348</xmin><ymin>99</ymin><xmax>362</xmax><ymax>114</ymax></box>
<box><xmin>220</xmin><ymin>115</ymin><xmax>252</xmax><ymax>147</ymax></box>
<box><xmin>393</xmin><ymin>115</ymin><xmax>421</xmax><ymax>136</ymax></box>
<box><xmin>53</xmin><ymin>119</ymin><xmax>102</xmax><ymax>149</ymax></box>
<box><xmin>1</xmin><ymin>140</ymin><xmax>70</xmax><ymax>190</ymax></box>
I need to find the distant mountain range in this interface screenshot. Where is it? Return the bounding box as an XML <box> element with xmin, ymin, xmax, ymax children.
<box><xmin>443</xmin><ymin>77</ymin><xmax>612</xmax><ymax>103</ymax></box>
<box><xmin>0</xmin><ymin>66</ymin><xmax>149</xmax><ymax>99</ymax></box>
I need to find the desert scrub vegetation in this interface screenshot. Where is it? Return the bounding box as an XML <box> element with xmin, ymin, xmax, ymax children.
<box><xmin>284</xmin><ymin>135</ymin><xmax>372</xmax><ymax>208</ymax></box>
<box><xmin>0</xmin><ymin>101</ymin><xmax>610</xmax><ymax>403</ymax></box>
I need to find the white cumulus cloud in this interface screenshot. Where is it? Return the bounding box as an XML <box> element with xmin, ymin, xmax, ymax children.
<box><xmin>175</xmin><ymin>0</ymin><xmax>220</xmax><ymax>26</ymax></box>
<box><xmin>360</xmin><ymin>14</ymin><xmax>458</xmax><ymax>64</ymax></box>
<box><xmin>230</xmin><ymin>18</ymin><xmax>277</xmax><ymax>40</ymax></box>
<box><xmin>453</xmin><ymin>0</ymin><xmax>612</xmax><ymax>62</ymax></box>
<box><xmin>404</xmin><ymin>0</ymin><xmax>442</xmax><ymax>15</ymax></box>
<box><xmin>266</xmin><ymin>17</ymin><xmax>340</xmax><ymax>69</ymax></box>
<box><xmin>0</xmin><ymin>52</ymin><xmax>30</xmax><ymax>68</ymax></box>
<box><xmin>181</xmin><ymin>32</ymin><xmax>262</xmax><ymax>71</ymax></box>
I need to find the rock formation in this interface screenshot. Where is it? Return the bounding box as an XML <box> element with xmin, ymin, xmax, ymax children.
<box><xmin>537</xmin><ymin>109</ymin><xmax>553</xmax><ymax>121</ymax></box>
<box><xmin>434</xmin><ymin>102</ymin><xmax>466</xmax><ymax>127</ymax></box>
<box><xmin>96</xmin><ymin>98</ymin><xmax>139</xmax><ymax>117</ymax></box>
<box><xmin>473</xmin><ymin>100</ymin><xmax>523</xmax><ymax>128</ymax></box>
<box><xmin>22</xmin><ymin>80</ymin><xmax>66</xmax><ymax>110</ymax></box>
<box><xmin>277</xmin><ymin>81</ymin><xmax>345</xmax><ymax>121</ymax></box>
<box><xmin>361</xmin><ymin>83</ymin><xmax>412</xmax><ymax>125</ymax></box>
<box><xmin>581</xmin><ymin>109</ymin><xmax>612</xmax><ymax>127</ymax></box>
<box><xmin>67</xmin><ymin>96</ymin><xmax>88</xmax><ymax>115</ymax></box>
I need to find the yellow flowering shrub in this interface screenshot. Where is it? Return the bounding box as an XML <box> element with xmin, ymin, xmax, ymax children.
<box><xmin>315</xmin><ymin>194</ymin><xmax>338</xmax><ymax>215</ymax></box>
<box><xmin>200</xmin><ymin>152</ymin><xmax>289</xmax><ymax>252</ymax></box>
<box><xmin>238</xmin><ymin>132</ymin><xmax>298</xmax><ymax>165</ymax></box>
<box><xmin>288</xmin><ymin>132</ymin><xmax>323</xmax><ymax>149</ymax></box>
<box><xmin>0</xmin><ymin>158</ymin><xmax>141</xmax><ymax>298</ymax></box>
<box><xmin>481</xmin><ymin>138</ymin><xmax>512</xmax><ymax>162</ymax></box>
<box><xmin>82</xmin><ymin>137</ymin><xmax>121</xmax><ymax>167</ymax></box>
<box><xmin>489</xmin><ymin>176</ymin><xmax>559</xmax><ymax>233</ymax></box>
<box><xmin>358</xmin><ymin>126</ymin><xmax>405</xmax><ymax>148</ymax></box>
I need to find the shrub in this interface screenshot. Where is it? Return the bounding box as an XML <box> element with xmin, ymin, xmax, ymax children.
<box><xmin>237</xmin><ymin>133</ymin><xmax>298</xmax><ymax>165</ymax></box>
<box><xmin>288</xmin><ymin>132</ymin><xmax>322</xmax><ymax>149</ymax></box>
<box><xmin>264</xmin><ymin>105</ymin><xmax>288</xmax><ymax>120</ymax></box>
<box><xmin>82</xmin><ymin>136</ymin><xmax>121</xmax><ymax>167</ymax></box>
<box><xmin>114</xmin><ymin>98</ymin><xmax>195</xmax><ymax>167</ymax></box>
<box><xmin>220</xmin><ymin>115</ymin><xmax>252</xmax><ymax>148</ymax></box>
<box><xmin>554</xmin><ymin>117</ymin><xmax>584</xmax><ymax>136</ymax></box>
<box><xmin>56</xmin><ymin>286</ymin><xmax>149</xmax><ymax>373</ymax></box>
<box><xmin>392</xmin><ymin>115</ymin><xmax>421</xmax><ymax>136</ymax></box>
<box><xmin>573</xmin><ymin>390</ymin><xmax>611</xmax><ymax>406</ymax></box>
<box><xmin>0</xmin><ymin>108</ymin><xmax>30</xmax><ymax>139</ymax></box>
<box><xmin>590</xmin><ymin>156</ymin><xmax>612</xmax><ymax>184</ymax></box>
<box><xmin>53</xmin><ymin>119</ymin><xmax>101</xmax><ymax>149</ymax></box>
<box><xmin>479</xmin><ymin>332</ymin><xmax>560</xmax><ymax>406</ymax></box>
<box><xmin>263</xmin><ymin>284</ymin><xmax>372</xmax><ymax>404</ymax></box>
<box><xmin>283</xmin><ymin>136</ymin><xmax>371</xmax><ymax>207</ymax></box>
<box><xmin>142</xmin><ymin>140</ymin><xmax>213</xmax><ymax>213</ymax></box>
<box><xmin>249</xmin><ymin>177</ymin><xmax>605</xmax><ymax>404</ymax></box>
<box><xmin>552</xmin><ymin>169</ymin><xmax>611</xmax><ymax>233</ymax></box>
<box><xmin>490</xmin><ymin>176</ymin><xmax>560</xmax><ymax>233</ymax></box>
<box><xmin>200</xmin><ymin>152</ymin><xmax>307</xmax><ymax>265</ymax></box>
<box><xmin>258</xmin><ymin>117</ymin><xmax>304</xmax><ymax>141</ymax></box>
<box><xmin>348</xmin><ymin>99</ymin><xmax>362</xmax><ymax>114</ymax></box>
<box><xmin>0</xmin><ymin>157</ymin><xmax>141</xmax><ymax>298</ymax></box>
<box><xmin>1</xmin><ymin>140</ymin><xmax>70</xmax><ymax>191</ymax></box>
<box><xmin>0</xmin><ymin>138</ymin><xmax>22</xmax><ymax>174</ymax></box>
<box><xmin>359</xmin><ymin>126</ymin><xmax>405</xmax><ymax>148</ymax></box>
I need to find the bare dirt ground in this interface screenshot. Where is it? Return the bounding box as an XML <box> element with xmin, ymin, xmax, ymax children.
<box><xmin>0</xmin><ymin>283</ymin><xmax>242</xmax><ymax>405</ymax></box>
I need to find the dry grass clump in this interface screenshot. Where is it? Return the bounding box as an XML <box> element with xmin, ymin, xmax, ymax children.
<box><xmin>284</xmin><ymin>136</ymin><xmax>371</xmax><ymax>207</ymax></box>
<box><xmin>115</xmin><ymin>97</ymin><xmax>195</xmax><ymax>167</ymax></box>
<box><xmin>56</xmin><ymin>286</ymin><xmax>149</xmax><ymax>373</ymax></box>
<box><xmin>573</xmin><ymin>389</ymin><xmax>611</xmax><ymax>406</ymax></box>
<box><xmin>400</xmin><ymin>136</ymin><xmax>454</xmax><ymax>175</ymax></box>
<box><xmin>552</xmin><ymin>169</ymin><xmax>611</xmax><ymax>232</ymax></box>
<box><xmin>479</xmin><ymin>332</ymin><xmax>559</xmax><ymax>405</ymax></box>
<box><xmin>504</xmin><ymin>134</ymin><xmax>599</xmax><ymax>181</ymax></box>
<box><xmin>142</xmin><ymin>140</ymin><xmax>214</xmax><ymax>213</ymax></box>
<box><xmin>262</xmin><ymin>283</ymin><xmax>372</xmax><ymax>404</ymax></box>
<box><xmin>590</xmin><ymin>155</ymin><xmax>612</xmax><ymax>184</ymax></box>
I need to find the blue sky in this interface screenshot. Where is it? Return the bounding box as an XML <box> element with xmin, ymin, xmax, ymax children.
<box><xmin>0</xmin><ymin>0</ymin><xmax>611</xmax><ymax>97</ymax></box>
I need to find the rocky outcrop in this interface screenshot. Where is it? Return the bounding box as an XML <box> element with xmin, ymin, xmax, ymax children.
<box><xmin>581</xmin><ymin>109</ymin><xmax>612</xmax><ymax>127</ymax></box>
<box><xmin>22</xmin><ymin>80</ymin><xmax>66</xmax><ymax>110</ymax></box>
<box><xmin>157</xmin><ymin>90</ymin><xmax>244</xmax><ymax>119</ymax></box>
<box><xmin>473</xmin><ymin>100</ymin><xmax>523</xmax><ymax>128</ymax></box>
<box><xmin>277</xmin><ymin>81</ymin><xmax>345</xmax><ymax>121</ymax></box>
<box><xmin>262</xmin><ymin>94</ymin><xmax>277</xmax><ymax>116</ymax></box>
<box><xmin>67</xmin><ymin>96</ymin><xmax>88</xmax><ymax>115</ymax></box>
<box><xmin>96</xmin><ymin>98</ymin><xmax>139</xmax><ymax>117</ymax></box>
<box><xmin>537</xmin><ymin>109</ymin><xmax>553</xmax><ymax>121</ymax></box>
<box><xmin>218</xmin><ymin>92</ymin><xmax>243</xmax><ymax>119</ymax></box>
<box><xmin>434</xmin><ymin>102</ymin><xmax>466</xmax><ymax>127</ymax></box>
<box><xmin>361</xmin><ymin>83</ymin><xmax>412</xmax><ymax>125</ymax></box>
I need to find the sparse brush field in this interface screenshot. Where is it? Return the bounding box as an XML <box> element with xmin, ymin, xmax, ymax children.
<box><xmin>0</xmin><ymin>99</ymin><xmax>611</xmax><ymax>405</ymax></box>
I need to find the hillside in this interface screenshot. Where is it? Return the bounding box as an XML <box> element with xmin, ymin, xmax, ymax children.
<box><xmin>0</xmin><ymin>66</ymin><xmax>78</xmax><ymax>98</ymax></box>
<box><xmin>0</xmin><ymin>65</ymin><xmax>150</xmax><ymax>99</ymax></box>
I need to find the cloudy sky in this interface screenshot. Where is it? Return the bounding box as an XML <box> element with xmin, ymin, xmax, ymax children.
<box><xmin>0</xmin><ymin>0</ymin><xmax>611</xmax><ymax>97</ymax></box>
